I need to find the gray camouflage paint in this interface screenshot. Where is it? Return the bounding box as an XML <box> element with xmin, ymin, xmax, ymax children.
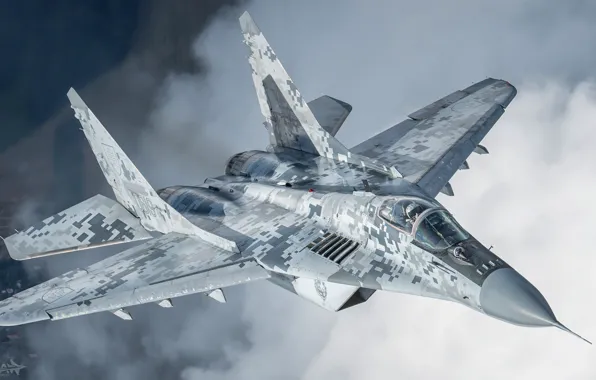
<box><xmin>3</xmin><ymin>194</ymin><xmax>152</xmax><ymax>260</ymax></box>
<box><xmin>0</xmin><ymin>11</ymin><xmax>516</xmax><ymax>325</ymax></box>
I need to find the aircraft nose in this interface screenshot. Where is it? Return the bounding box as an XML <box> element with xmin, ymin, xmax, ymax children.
<box><xmin>479</xmin><ymin>268</ymin><xmax>556</xmax><ymax>327</ymax></box>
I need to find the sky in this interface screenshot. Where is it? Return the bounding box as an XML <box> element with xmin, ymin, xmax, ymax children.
<box><xmin>13</xmin><ymin>0</ymin><xmax>596</xmax><ymax>379</ymax></box>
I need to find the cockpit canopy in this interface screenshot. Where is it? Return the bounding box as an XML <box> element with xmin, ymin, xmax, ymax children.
<box><xmin>378</xmin><ymin>198</ymin><xmax>435</xmax><ymax>234</ymax></box>
<box><xmin>378</xmin><ymin>197</ymin><xmax>470</xmax><ymax>251</ymax></box>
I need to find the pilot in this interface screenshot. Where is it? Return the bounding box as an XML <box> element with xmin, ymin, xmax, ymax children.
<box><xmin>404</xmin><ymin>202</ymin><xmax>422</xmax><ymax>220</ymax></box>
<box><xmin>404</xmin><ymin>202</ymin><xmax>424</xmax><ymax>229</ymax></box>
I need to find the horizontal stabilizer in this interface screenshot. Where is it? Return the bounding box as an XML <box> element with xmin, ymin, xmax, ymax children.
<box><xmin>3</xmin><ymin>194</ymin><xmax>152</xmax><ymax>260</ymax></box>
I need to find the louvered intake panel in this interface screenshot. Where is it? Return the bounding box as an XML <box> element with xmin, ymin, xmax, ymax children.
<box><xmin>306</xmin><ymin>232</ymin><xmax>359</xmax><ymax>265</ymax></box>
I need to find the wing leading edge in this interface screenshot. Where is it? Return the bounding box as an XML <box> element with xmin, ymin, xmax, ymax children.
<box><xmin>352</xmin><ymin>78</ymin><xmax>517</xmax><ymax>197</ymax></box>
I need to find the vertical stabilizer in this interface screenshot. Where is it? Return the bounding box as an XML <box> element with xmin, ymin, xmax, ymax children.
<box><xmin>67</xmin><ymin>89</ymin><xmax>239</xmax><ymax>253</ymax></box>
<box><xmin>239</xmin><ymin>12</ymin><xmax>401</xmax><ymax>179</ymax></box>
<box><xmin>239</xmin><ymin>11</ymin><xmax>346</xmax><ymax>157</ymax></box>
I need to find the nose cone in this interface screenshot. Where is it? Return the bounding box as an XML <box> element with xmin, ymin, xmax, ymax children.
<box><xmin>480</xmin><ymin>268</ymin><xmax>556</xmax><ymax>327</ymax></box>
<box><xmin>480</xmin><ymin>268</ymin><xmax>591</xmax><ymax>344</ymax></box>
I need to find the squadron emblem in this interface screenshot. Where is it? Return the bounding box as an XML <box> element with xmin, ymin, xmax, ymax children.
<box><xmin>314</xmin><ymin>280</ymin><xmax>327</xmax><ymax>300</ymax></box>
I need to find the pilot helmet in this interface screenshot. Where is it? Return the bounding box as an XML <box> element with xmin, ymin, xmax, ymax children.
<box><xmin>404</xmin><ymin>202</ymin><xmax>421</xmax><ymax>220</ymax></box>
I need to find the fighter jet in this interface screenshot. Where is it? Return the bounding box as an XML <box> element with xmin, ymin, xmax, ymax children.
<box><xmin>0</xmin><ymin>12</ymin><xmax>588</xmax><ymax>343</ymax></box>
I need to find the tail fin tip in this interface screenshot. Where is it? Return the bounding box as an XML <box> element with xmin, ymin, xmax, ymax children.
<box><xmin>67</xmin><ymin>88</ymin><xmax>87</xmax><ymax>109</ymax></box>
<box><xmin>239</xmin><ymin>11</ymin><xmax>259</xmax><ymax>35</ymax></box>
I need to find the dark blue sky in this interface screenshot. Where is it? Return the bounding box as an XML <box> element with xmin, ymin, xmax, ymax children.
<box><xmin>0</xmin><ymin>1</ymin><xmax>141</xmax><ymax>152</ymax></box>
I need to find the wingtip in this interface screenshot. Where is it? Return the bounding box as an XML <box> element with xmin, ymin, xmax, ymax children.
<box><xmin>67</xmin><ymin>87</ymin><xmax>88</xmax><ymax>109</ymax></box>
<box><xmin>0</xmin><ymin>306</ymin><xmax>51</xmax><ymax>327</ymax></box>
<box><xmin>2</xmin><ymin>234</ymin><xmax>27</xmax><ymax>261</ymax></box>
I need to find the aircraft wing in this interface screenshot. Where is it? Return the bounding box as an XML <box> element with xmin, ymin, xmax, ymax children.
<box><xmin>351</xmin><ymin>78</ymin><xmax>517</xmax><ymax>197</ymax></box>
<box><xmin>0</xmin><ymin>232</ymin><xmax>270</xmax><ymax>326</ymax></box>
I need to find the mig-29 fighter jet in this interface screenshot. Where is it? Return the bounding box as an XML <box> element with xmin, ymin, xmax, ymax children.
<box><xmin>0</xmin><ymin>12</ymin><xmax>588</xmax><ymax>343</ymax></box>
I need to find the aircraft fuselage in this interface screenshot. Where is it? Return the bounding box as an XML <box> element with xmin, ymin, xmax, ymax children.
<box><xmin>158</xmin><ymin>150</ymin><xmax>557</xmax><ymax>329</ymax></box>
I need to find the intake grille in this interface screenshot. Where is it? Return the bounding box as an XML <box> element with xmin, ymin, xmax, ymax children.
<box><xmin>307</xmin><ymin>232</ymin><xmax>359</xmax><ymax>265</ymax></box>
